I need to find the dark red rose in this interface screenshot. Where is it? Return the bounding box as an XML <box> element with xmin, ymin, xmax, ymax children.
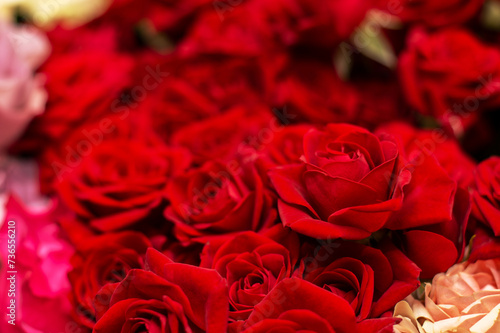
<box><xmin>386</xmin><ymin>0</ymin><xmax>485</xmax><ymax>27</ymax></box>
<box><xmin>469</xmin><ymin>226</ymin><xmax>500</xmax><ymax>262</ymax></box>
<box><xmin>136</xmin><ymin>54</ymin><xmax>282</xmax><ymax>143</ymax></box>
<box><xmin>461</xmin><ymin>111</ymin><xmax>500</xmax><ymax>160</ymax></box>
<box><xmin>87</xmin><ymin>0</ymin><xmax>211</xmax><ymax>49</ymax></box>
<box><xmin>171</xmin><ymin>106</ymin><xmax>274</xmax><ymax>165</ymax></box>
<box><xmin>93</xmin><ymin>248</ymin><xmax>228</xmax><ymax>333</ymax></box>
<box><xmin>393</xmin><ymin>182</ymin><xmax>470</xmax><ymax>280</ymax></box>
<box><xmin>179</xmin><ymin>0</ymin><xmax>378</xmax><ymax>56</ymax></box>
<box><xmin>272</xmin><ymin>59</ymin><xmax>359</xmax><ymax>124</ymax></box>
<box><xmin>46</xmin><ymin>25</ymin><xmax>119</xmax><ymax>54</ymax></box>
<box><xmin>11</xmin><ymin>50</ymin><xmax>134</xmax><ymax>155</ymax></box>
<box><xmin>399</xmin><ymin>28</ymin><xmax>500</xmax><ymax>137</ymax></box>
<box><xmin>376</xmin><ymin>122</ymin><xmax>476</xmax><ymax>188</ymax></box>
<box><xmin>162</xmin><ymin>242</ymin><xmax>205</xmax><ymax>266</ymax></box>
<box><xmin>232</xmin><ymin>278</ymin><xmax>358</xmax><ymax>333</ymax></box>
<box><xmin>165</xmin><ymin>159</ymin><xmax>278</xmax><ymax>245</ymax></box>
<box><xmin>299</xmin><ymin>240</ymin><xmax>420</xmax><ymax>325</ymax></box>
<box><xmin>200</xmin><ymin>226</ymin><xmax>299</xmax><ymax>321</ymax></box>
<box><xmin>268</xmin><ymin>123</ymin><xmax>456</xmax><ymax>240</ymax></box>
<box><xmin>351</xmin><ymin>78</ymin><xmax>410</xmax><ymax>131</ymax></box>
<box><xmin>254</xmin><ymin>124</ymin><xmax>313</xmax><ymax>181</ymax></box>
<box><xmin>68</xmin><ymin>231</ymin><xmax>151</xmax><ymax>328</ymax></box>
<box><xmin>56</xmin><ymin>134</ymin><xmax>191</xmax><ymax>232</ymax></box>
<box><xmin>471</xmin><ymin>156</ymin><xmax>500</xmax><ymax>235</ymax></box>
<box><xmin>376</xmin><ymin>124</ymin><xmax>472</xmax><ymax>278</ymax></box>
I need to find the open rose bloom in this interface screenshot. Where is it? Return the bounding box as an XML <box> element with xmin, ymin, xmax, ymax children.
<box><xmin>2</xmin><ymin>0</ymin><xmax>500</xmax><ymax>332</ymax></box>
<box><xmin>394</xmin><ymin>259</ymin><xmax>500</xmax><ymax>333</ymax></box>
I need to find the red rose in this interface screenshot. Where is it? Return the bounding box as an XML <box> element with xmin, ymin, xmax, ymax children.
<box><xmin>93</xmin><ymin>248</ymin><xmax>228</xmax><ymax>333</ymax></box>
<box><xmin>46</xmin><ymin>25</ymin><xmax>119</xmax><ymax>54</ymax></box>
<box><xmin>234</xmin><ymin>278</ymin><xmax>358</xmax><ymax>333</ymax></box>
<box><xmin>272</xmin><ymin>59</ymin><xmax>359</xmax><ymax>124</ymax></box>
<box><xmin>471</xmin><ymin>156</ymin><xmax>500</xmax><ymax>235</ymax></box>
<box><xmin>469</xmin><ymin>226</ymin><xmax>500</xmax><ymax>262</ymax></box>
<box><xmin>299</xmin><ymin>240</ymin><xmax>420</xmax><ymax>324</ymax></box>
<box><xmin>179</xmin><ymin>0</ymin><xmax>378</xmax><ymax>56</ymax></box>
<box><xmin>376</xmin><ymin>122</ymin><xmax>476</xmax><ymax>188</ymax></box>
<box><xmin>12</xmin><ymin>50</ymin><xmax>134</xmax><ymax>155</ymax></box>
<box><xmin>254</xmin><ymin>124</ymin><xmax>313</xmax><ymax>183</ymax></box>
<box><xmin>200</xmin><ymin>226</ymin><xmax>299</xmax><ymax>321</ymax></box>
<box><xmin>376</xmin><ymin>123</ymin><xmax>472</xmax><ymax>278</ymax></box>
<box><xmin>165</xmin><ymin>159</ymin><xmax>278</xmax><ymax>245</ymax></box>
<box><xmin>68</xmin><ymin>231</ymin><xmax>151</xmax><ymax>328</ymax></box>
<box><xmin>398</xmin><ymin>188</ymin><xmax>471</xmax><ymax>277</ymax></box>
<box><xmin>56</xmin><ymin>134</ymin><xmax>191</xmax><ymax>232</ymax></box>
<box><xmin>137</xmin><ymin>53</ymin><xmax>282</xmax><ymax>143</ymax></box>
<box><xmin>387</xmin><ymin>0</ymin><xmax>485</xmax><ymax>27</ymax></box>
<box><xmin>269</xmin><ymin>123</ymin><xmax>456</xmax><ymax>240</ymax></box>
<box><xmin>399</xmin><ymin>28</ymin><xmax>500</xmax><ymax>137</ymax></box>
<box><xmin>352</xmin><ymin>78</ymin><xmax>410</xmax><ymax>131</ymax></box>
<box><xmin>91</xmin><ymin>0</ymin><xmax>210</xmax><ymax>49</ymax></box>
<box><xmin>171</xmin><ymin>107</ymin><xmax>275</xmax><ymax>165</ymax></box>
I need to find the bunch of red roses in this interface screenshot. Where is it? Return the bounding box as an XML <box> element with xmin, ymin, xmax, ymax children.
<box><xmin>2</xmin><ymin>0</ymin><xmax>500</xmax><ymax>332</ymax></box>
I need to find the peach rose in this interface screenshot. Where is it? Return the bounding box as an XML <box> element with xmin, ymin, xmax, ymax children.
<box><xmin>0</xmin><ymin>21</ymin><xmax>49</xmax><ymax>151</ymax></box>
<box><xmin>394</xmin><ymin>259</ymin><xmax>500</xmax><ymax>333</ymax></box>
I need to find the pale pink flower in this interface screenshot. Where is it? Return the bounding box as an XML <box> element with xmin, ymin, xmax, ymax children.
<box><xmin>394</xmin><ymin>259</ymin><xmax>500</xmax><ymax>333</ymax></box>
<box><xmin>0</xmin><ymin>21</ymin><xmax>49</xmax><ymax>151</ymax></box>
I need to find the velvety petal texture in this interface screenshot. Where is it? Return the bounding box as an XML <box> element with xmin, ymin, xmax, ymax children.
<box><xmin>269</xmin><ymin>123</ymin><xmax>456</xmax><ymax>240</ymax></box>
<box><xmin>93</xmin><ymin>248</ymin><xmax>228</xmax><ymax>333</ymax></box>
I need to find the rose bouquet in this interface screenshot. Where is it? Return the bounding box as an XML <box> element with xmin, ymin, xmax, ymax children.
<box><xmin>0</xmin><ymin>0</ymin><xmax>500</xmax><ymax>332</ymax></box>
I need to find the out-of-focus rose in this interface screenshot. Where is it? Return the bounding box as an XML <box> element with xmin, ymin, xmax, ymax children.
<box><xmin>68</xmin><ymin>231</ymin><xmax>151</xmax><ymax>329</ymax></box>
<box><xmin>268</xmin><ymin>123</ymin><xmax>456</xmax><ymax>240</ymax></box>
<box><xmin>273</xmin><ymin>61</ymin><xmax>410</xmax><ymax>130</ymax></box>
<box><xmin>11</xmin><ymin>50</ymin><xmax>134</xmax><ymax>155</ymax></box>
<box><xmin>386</xmin><ymin>0</ymin><xmax>485</xmax><ymax>27</ymax></box>
<box><xmin>352</xmin><ymin>78</ymin><xmax>410</xmax><ymax>131</ymax></box>
<box><xmin>93</xmin><ymin>248</ymin><xmax>228</xmax><ymax>333</ymax></box>
<box><xmin>0</xmin><ymin>22</ymin><xmax>49</xmax><ymax>151</ymax></box>
<box><xmin>394</xmin><ymin>258</ymin><xmax>500</xmax><ymax>333</ymax></box>
<box><xmin>46</xmin><ymin>24</ymin><xmax>119</xmax><ymax>54</ymax></box>
<box><xmin>200</xmin><ymin>226</ymin><xmax>300</xmax><ymax>321</ymax></box>
<box><xmin>272</xmin><ymin>59</ymin><xmax>359</xmax><ymax>124</ymax></box>
<box><xmin>56</xmin><ymin>134</ymin><xmax>191</xmax><ymax>232</ymax></box>
<box><xmin>399</xmin><ymin>28</ymin><xmax>500</xmax><ymax>137</ymax></box>
<box><xmin>138</xmin><ymin>54</ymin><xmax>282</xmax><ymax>143</ymax></box>
<box><xmin>179</xmin><ymin>0</ymin><xmax>379</xmax><ymax>56</ymax></box>
<box><xmin>0</xmin><ymin>195</ymin><xmax>75</xmax><ymax>332</ymax></box>
<box><xmin>254</xmin><ymin>124</ymin><xmax>313</xmax><ymax>185</ymax></box>
<box><xmin>471</xmin><ymin>156</ymin><xmax>500</xmax><ymax>236</ymax></box>
<box><xmin>171</xmin><ymin>106</ymin><xmax>275</xmax><ymax>165</ymax></box>
<box><xmin>91</xmin><ymin>0</ymin><xmax>211</xmax><ymax>48</ymax></box>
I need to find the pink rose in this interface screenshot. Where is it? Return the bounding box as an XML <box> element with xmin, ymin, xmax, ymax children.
<box><xmin>0</xmin><ymin>196</ymin><xmax>76</xmax><ymax>332</ymax></box>
<box><xmin>0</xmin><ymin>22</ymin><xmax>49</xmax><ymax>151</ymax></box>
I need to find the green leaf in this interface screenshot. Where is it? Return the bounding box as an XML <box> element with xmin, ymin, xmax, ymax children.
<box><xmin>350</xmin><ymin>10</ymin><xmax>399</xmax><ymax>69</ymax></box>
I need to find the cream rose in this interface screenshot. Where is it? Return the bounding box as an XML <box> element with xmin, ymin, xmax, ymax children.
<box><xmin>0</xmin><ymin>21</ymin><xmax>49</xmax><ymax>151</ymax></box>
<box><xmin>394</xmin><ymin>259</ymin><xmax>500</xmax><ymax>333</ymax></box>
<box><xmin>0</xmin><ymin>0</ymin><xmax>111</xmax><ymax>28</ymax></box>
